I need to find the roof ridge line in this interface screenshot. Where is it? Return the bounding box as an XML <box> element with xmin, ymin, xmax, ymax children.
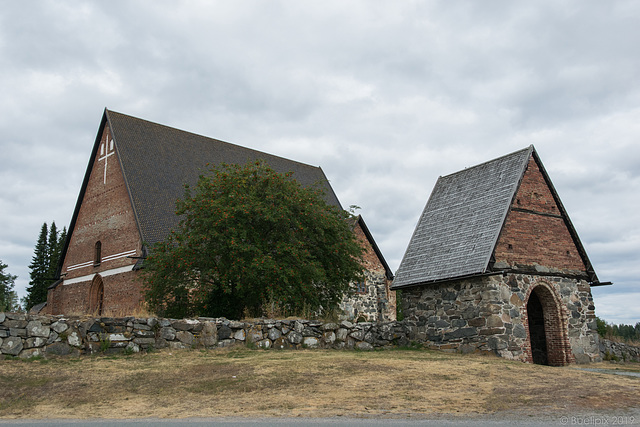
<box><xmin>439</xmin><ymin>145</ymin><xmax>534</xmax><ymax>179</ymax></box>
<box><xmin>105</xmin><ymin>108</ymin><xmax>324</xmax><ymax>171</ymax></box>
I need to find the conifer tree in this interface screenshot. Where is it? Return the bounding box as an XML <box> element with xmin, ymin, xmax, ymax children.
<box><xmin>0</xmin><ymin>260</ymin><xmax>18</xmax><ymax>312</ymax></box>
<box><xmin>47</xmin><ymin>223</ymin><xmax>66</xmax><ymax>283</ymax></box>
<box><xmin>24</xmin><ymin>223</ymin><xmax>55</xmax><ymax>310</ymax></box>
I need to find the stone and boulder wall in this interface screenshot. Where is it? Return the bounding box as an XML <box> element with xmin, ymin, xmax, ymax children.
<box><xmin>401</xmin><ymin>273</ymin><xmax>602</xmax><ymax>364</ymax></box>
<box><xmin>0</xmin><ymin>311</ymin><xmax>409</xmax><ymax>359</ymax></box>
<box><xmin>2</xmin><ymin>301</ymin><xmax>630</xmax><ymax>363</ymax></box>
<box><xmin>599</xmin><ymin>338</ymin><xmax>640</xmax><ymax>362</ymax></box>
<box><xmin>339</xmin><ymin>270</ymin><xmax>392</xmax><ymax>322</ymax></box>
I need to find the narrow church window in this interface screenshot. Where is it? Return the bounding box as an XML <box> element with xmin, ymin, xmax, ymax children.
<box><xmin>94</xmin><ymin>241</ymin><xmax>102</xmax><ymax>266</ymax></box>
<box><xmin>508</xmin><ymin>244</ymin><xmax>513</xmax><ymax>250</ymax></box>
<box><xmin>356</xmin><ymin>282</ymin><xmax>367</xmax><ymax>294</ymax></box>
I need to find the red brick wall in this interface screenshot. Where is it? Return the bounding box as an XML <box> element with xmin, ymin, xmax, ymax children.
<box><xmin>354</xmin><ymin>222</ymin><xmax>385</xmax><ymax>272</ymax></box>
<box><xmin>48</xmin><ymin>123</ymin><xmax>144</xmax><ymax>315</ymax></box>
<box><xmin>494</xmin><ymin>157</ymin><xmax>586</xmax><ymax>273</ymax></box>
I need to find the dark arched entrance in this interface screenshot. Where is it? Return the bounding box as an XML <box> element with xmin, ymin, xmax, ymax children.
<box><xmin>527</xmin><ymin>291</ymin><xmax>548</xmax><ymax>365</ymax></box>
<box><xmin>525</xmin><ymin>284</ymin><xmax>574</xmax><ymax>366</ymax></box>
<box><xmin>89</xmin><ymin>275</ymin><xmax>104</xmax><ymax>316</ymax></box>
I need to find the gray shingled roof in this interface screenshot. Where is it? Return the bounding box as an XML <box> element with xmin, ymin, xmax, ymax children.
<box><xmin>392</xmin><ymin>146</ymin><xmax>533</xmax><ymax>288</ymax></box>
<box><xmin>104</xmin><ymin>110</ymin><xmax>343</xmax><ymax>248</ymax></box>
<box><xmin>60</xmin><ymin>109</ymin><xmax>343</xmax><ymax>258</ymax></box>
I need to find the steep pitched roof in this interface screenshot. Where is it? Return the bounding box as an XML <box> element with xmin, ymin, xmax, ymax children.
<box><xmin>392</xmin><ymin>146</ymin><xmax>599</xmax><ymax>289</ymax></box>
<box><xmin>58</xmin><ymin>109</ymin><xmax>344</xmax><ymax>276</ymax></box>
<box><xmin>109</xmin><ymin>109</ymin><xmax>343</xmax><ymax>248</ymax></box>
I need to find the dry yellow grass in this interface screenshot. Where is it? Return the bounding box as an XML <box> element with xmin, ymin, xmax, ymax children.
<box><xmin>1</xmin><ymin>347</ymin><xmax>639</xmax><ymax>420</ymax></box>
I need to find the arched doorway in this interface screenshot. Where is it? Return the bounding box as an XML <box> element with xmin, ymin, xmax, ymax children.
<box><xmin>89</xmin><ymin>275</ymin><xmax>104</xmax><ymax>316</ymax></box>
<box><xmin>525</xmin><ymin>283</ymin><xmax>574</xmax><ymax>366</ymax></box>
<box><xmin>527</xmin><ymin>291</ymin><xmax>548</xmax><ymax>364</ymax></box>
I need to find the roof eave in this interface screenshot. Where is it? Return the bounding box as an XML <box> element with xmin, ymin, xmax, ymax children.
<box><xmin>105</xmin><ymin>109</ymin><xmax>146</xmax><ymax>247</ymax></box>
<box><xmin>391</xmin><ymin>270</ymin><xmax>502</xmax><ymax>290</ymax></box>
<box><xmin>356</xmin><ymin>215</ymin><xmax>394</xmax><ymax>280</ymax></box>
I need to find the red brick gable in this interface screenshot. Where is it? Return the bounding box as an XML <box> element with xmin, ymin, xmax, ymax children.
<box><xmin>62</xmin><ymin>122</ymin><xmax>141</xmax><ymax>278</ymax></box>
<box><xmin>48</xmin><ymin>123</ymin><xmax>143</xmax><ymax>315</ymax></box>
<box><xmin>494</xmin><ymin>156</ymin><xmax>587</xmax><ymax>274</ymax></box>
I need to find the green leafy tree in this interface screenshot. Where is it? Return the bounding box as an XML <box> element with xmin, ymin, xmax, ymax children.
<box><xmin>23</xmin><ymin>222</ymin><xmax>66</xmax><ymax>311</ymax></box>
<box><xmin>0</xmin><ymin>260</ymin><xmax>19</xmax><ymax>312</ymax></box>
<box><xmin>143</xmin><ymin>160</ymin><xmax>364</xmax><ymax>319</ymax></box>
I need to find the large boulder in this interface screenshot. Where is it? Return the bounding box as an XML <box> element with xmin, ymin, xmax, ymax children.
<box><xmin>26</xmin><ymin>321</ymin><xmax>50</xmax><ymax>338</ymax></box>
<box><xmin>1</xmin><ymin>336</ymin><xmax>23</xmax><ymax>356</ymax></box>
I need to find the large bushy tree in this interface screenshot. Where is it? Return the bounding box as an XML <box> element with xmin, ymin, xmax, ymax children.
<box><xmin>23</xmin><ymin>222</ymin><xmax>66</xmax><ymax>311</ymax></box>
<box><xmin>143</xmin><ymin>160</ymin><xmax>364</xmax><ymax>319</ymax></box>
<box><xmin>0</xmin><ymin>260</ymin><xmax>18</xmax><ymax>312</ymax></box>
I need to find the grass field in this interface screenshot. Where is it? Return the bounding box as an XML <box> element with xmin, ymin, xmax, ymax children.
<box><xmin>1</xmin><ymin>346</ymin><xmax>639</xmax><ymax>420</ymax></box>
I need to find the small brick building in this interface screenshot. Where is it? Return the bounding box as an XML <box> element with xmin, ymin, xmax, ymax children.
<box><xmin>392</xmin><ymin>146</ymin><xmax>608</xmax><ymax>364</ymax></box>
<box><xmin>46</xmin><ymin>109</ymin><xmax>394</xmax><ymax>321</ymax></box>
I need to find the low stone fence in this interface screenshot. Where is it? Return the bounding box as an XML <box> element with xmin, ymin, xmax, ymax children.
<box><xmin>5</xmin><ymin>311</ymin><xmax>638</xmax><ymax>363</ymax></box>
<box><xmin>0</xmin><ymin>311</ymin><xmax>409</xmax><ymax>358</ymax></box>
<box><xmin>600</xmin><ymin>338</ymin><xmax>640</xmax><ymax>362</ymax></box>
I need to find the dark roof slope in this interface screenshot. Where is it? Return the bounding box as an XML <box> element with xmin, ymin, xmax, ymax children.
<box><xmin>105</xmin><ymin>109</ymin><xmax>342</xmax><ymax>248</ymax></box>
<box><xmin>392</xmin><ymin>146</ymin><xmax>533</xmax><ymax>288</ymax></box>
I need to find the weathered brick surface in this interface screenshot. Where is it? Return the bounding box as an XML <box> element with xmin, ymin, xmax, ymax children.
<box><xmin>494</xmin><ymin>157</ymin><xmax>586</xmax><ymax>274</ymax></box>
<box><xmin>47</xmin><ymin>123</ymin><xmax>143</xmax><ymax>315</ymax></box>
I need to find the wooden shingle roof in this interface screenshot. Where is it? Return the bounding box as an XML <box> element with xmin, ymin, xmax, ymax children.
<box><xmin>392</xmin><ymin>146</ymin><xmax>600</xmax><ymax>289</ymax></box>
<box><xmin>105</xmin><ymin>109</ymin><xmax>343</xmax><ymax>248</ymax></box>
<box><xmin>58</xmin><ymin>109</ymin><xmax>344</xmax><ymax>270</ymax></box>
<box><xmin>392</xmin><ymin>147</ymin><xmax>531</xmax><ymax>288</ymax></box>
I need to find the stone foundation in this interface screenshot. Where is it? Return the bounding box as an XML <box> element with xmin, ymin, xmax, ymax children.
<box><xmin>340</xmin><ymin>270</ymin><xmax>394</xmax><ymax>322</ymax></box>
<box><xmin>401</xmin><ymin>273</ymin><xmax>601</xmax><ymax>365</ymax></box>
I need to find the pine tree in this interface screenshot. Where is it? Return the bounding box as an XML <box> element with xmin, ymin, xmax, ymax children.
<box><xmin>24</xmin><ymin>223</ymin><xmax>50</xmax><ymax>311</ymax></box>
<box><xmin>0</xmin><ymin>260</ymin><xmax>18</xmax><ymax>312</ymax></box>
<box><xmin>47</xmin><ymin>223</ymin><xmax>66</xmax><ymax>283</ymax></box>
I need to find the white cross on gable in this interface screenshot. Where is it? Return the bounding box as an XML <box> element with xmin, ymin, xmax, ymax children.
<box><xmin>98</xmin><ymin>137</ymin><xmax>115</xmax><ymax>185</ymax></box>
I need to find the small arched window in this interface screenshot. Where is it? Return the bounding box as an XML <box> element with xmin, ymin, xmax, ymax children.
<box><xmin>94</xmin><ymin>241</ymin><xmax>102</xmax><ymax>266</ymax></box>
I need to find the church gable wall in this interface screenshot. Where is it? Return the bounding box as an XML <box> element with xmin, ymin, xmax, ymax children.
<box><xmin>400</xmin><ymin>273</ymin><xmax>600</xmax><ymax>364</ymax></box>
<box><xmin>494</xmin><ymin>157</ymin><xmax>586</xmax><ymax>274</ymax></box>
<box><xmin>339</xmin><ymin>222</ymin><xmax>396</xmax><ymax>322</ymax></box>
<box><xmin>49</xmin><ymin>124</ymin><xmax>143</xmax><ymax>315</ymax></box>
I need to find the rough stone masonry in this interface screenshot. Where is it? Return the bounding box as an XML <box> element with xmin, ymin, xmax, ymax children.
<box><xmin>2</xmin><ymin>311</ymin><xmax>634</xmax><ymax>362</ymax></box>
<box><xmin>0</xmin><ymin>312</ymin><xmax>409</xmax><ymax>358</ymax></box>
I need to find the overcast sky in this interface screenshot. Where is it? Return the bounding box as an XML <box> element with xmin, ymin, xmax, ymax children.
<box><xmin>1</xmin><ymin>1</ymin><xmax>638</xmax><ymax>324</ymax></box>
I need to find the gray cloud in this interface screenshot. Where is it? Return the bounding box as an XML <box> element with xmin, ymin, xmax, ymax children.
<box><xmin>1</xmin><ymin>0</ymin><xmax>638</xmax><ymax>324</ymax></box>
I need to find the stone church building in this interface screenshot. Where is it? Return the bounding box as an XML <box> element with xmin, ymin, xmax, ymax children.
<box><xmin>45</xmin><ymin>109</ymin><xmax>395</xmax><ymax>321</ymax></box>
<box><xmin>392</xmin><ymin>146</ymin><xmax>608</xmax><ymax>365</ymax></box>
